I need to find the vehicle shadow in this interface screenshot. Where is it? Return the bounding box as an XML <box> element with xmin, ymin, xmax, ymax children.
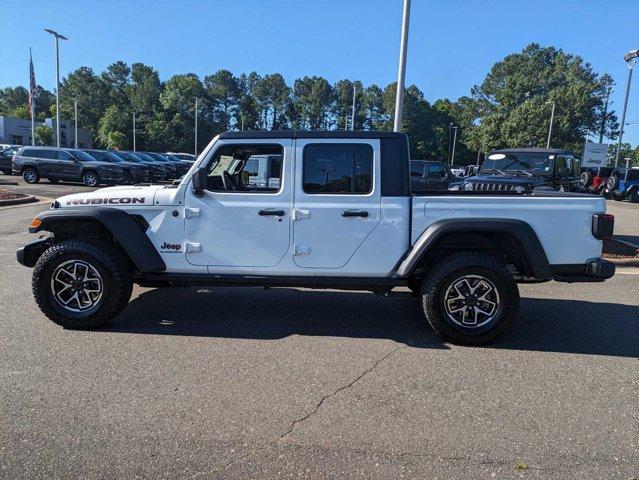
<box><xmin>616</xmin><ymin>234</ymin><xmax>639</xmax><ymax>247</ymax></box>
<box><xmin>104</xmin><ymin>287</ymin><xmax>639</xmax><ymax>357</ymax></box>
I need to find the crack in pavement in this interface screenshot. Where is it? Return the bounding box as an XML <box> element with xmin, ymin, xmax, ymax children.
<box><xmin>278</xmin><ymin>344</ymin><xmax>407</xmax><ymax>440</ymax></box>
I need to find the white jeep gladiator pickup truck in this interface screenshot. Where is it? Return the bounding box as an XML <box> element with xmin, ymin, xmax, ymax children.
<box><xmin>17</xmin><ymin>131</ymin><xmax>615</xmax><ymax>344</ymax></box>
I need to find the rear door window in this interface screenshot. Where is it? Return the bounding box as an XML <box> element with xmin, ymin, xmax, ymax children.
<box><xmin>303</xmin><ymin>144</ymin><xmax>373</xmax><ymax>194</ymax></box>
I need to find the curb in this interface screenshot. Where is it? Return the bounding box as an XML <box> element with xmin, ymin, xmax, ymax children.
<box><xmin>605</xmin><ymin>257</ymin><xmax>639</xmax><ymax>268</ymax></box>
<box><xmin>0</xmin><ymin>195</ymin><xmax>38</xmax><ymax>207</ymax></box>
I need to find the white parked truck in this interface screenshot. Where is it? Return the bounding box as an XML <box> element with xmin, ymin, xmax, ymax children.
<box><xmin>18</xmin><ymin>131</ymin><xmax>615</xmax><ymax>344</ymax></box>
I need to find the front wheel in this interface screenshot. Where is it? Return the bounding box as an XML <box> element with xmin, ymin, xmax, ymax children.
<box><xmin>420</xmin><ymin>253</ymin><xmax>519</xmax><ymax>345</ymax></box>
<box><xmin>32</xmin><ymin>237</ymin><xmax>133</xmax><ymax>329</ymax></box>
<box><xmin>23</xmin><ymin>167</ymin><xmax>39</xmax><ymax>184</ymax></box>
<box><xmin>630</xmin><ymin>190</ymin><xmax>639</xmax><ymax>203</ymax></box>
<box><xmin>82</xmin><ymin>170</ymin><xmax>99</xmax><ymax>187</ymax></box>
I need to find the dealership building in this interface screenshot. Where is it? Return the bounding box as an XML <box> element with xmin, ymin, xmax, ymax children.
<box><xmin>0</xmin><ymin>116</ymin><xmax>92</xmax><ymax>148</ymax></box>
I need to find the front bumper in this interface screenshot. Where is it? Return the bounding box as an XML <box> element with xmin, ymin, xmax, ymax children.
<box><xmin>552</xmin><ymin>259</ymin><xmax>616</xmax><ymax>283</ymax></box>
<box><xmin>99</xmin><ymin>170</ymin><xmax>125</xmax><ymax>181</ymax></box>
<box><xmin>17</xmin><ymin>238</ymin><xmax>51</xmax><ymax>268</ymax></box>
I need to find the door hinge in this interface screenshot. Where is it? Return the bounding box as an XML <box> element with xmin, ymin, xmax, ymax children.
<box><xmin>185</xmin><ymin>242</ymin><xmax>202</xmax><ymax>253</ymax></box>
<box><xmin>184</xmin><ymin>207</ymin><xmax>200</xmax><ymax>219</ymax></box>
<box><xmin>292</xmin><ymin>209</ymin><xmax>310</xmax><ymax>221</ymax></box>
<box><xmin>294</xmin><ymin>244</ymin><xmax>311</xmax><ymax>256</ymax></box>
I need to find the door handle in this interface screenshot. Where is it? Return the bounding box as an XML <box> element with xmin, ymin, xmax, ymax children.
<box><xmin>258</xmin><ymin>209</ymin><xmax>285</xmax><ymax>216</ymax></box>
<box><xmin>341</xmin><ymin>210</ymin><xmax>368</xmax><ymax>218</ymax></box>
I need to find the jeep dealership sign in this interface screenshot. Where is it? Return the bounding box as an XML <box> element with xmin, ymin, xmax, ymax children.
<box><xmin>582</xmin><ymin>143</ymin><xmax>608</xmax><ymax>167</ymax></box>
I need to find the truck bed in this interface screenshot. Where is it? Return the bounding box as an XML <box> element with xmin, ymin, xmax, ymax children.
<box><xmin>410</xmin><ymin>193</ymin><xmax>606</xmax><ymax>265</ymax></box>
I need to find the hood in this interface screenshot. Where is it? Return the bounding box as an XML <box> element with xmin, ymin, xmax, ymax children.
<box><xmin>55</xmin><ymin>184</ymin><xmax>168</xmax><ymax>208</ymax></box>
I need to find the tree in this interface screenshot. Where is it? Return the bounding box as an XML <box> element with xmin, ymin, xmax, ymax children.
<box><xmin>59</xmin><ymin>67</ymin><xmax>110</xmax><ymax>139</ymax></box>
<box><xmin>107</xmin><ymin>131</ymin><xmax>128</xmax><ymax>150</ymax></box>
<box><xmin>468</xmin><ymin>43</ymin><xmax>619</xmax><ymax>153</ymax></box>
<box><xmin>253</xmin><ymin>74</ymin><xmax>290</xmax><ymax>129</ymax></box>
<box><xmin>35</xmin><ymin>125</ymin><xmax>53</xmax><ymax>146</ymax></box>
<box><xmin>0</xmin><ymin>87</ymin><xmax>29</xmax><ymax>115</ymax></box>
<box><xmin>204</xmin><ymin>69</ymin><xmax>240</xmax><ymax>131</ymax></box>
<box><xmin>291</xmin><ymin>76</ymin><xmax>333</xmax><ymax>130</ymax></box>
<box><xmin>98</xmin><ymin>105</ymin><xmax>131</xmax><ymax>147</ymax></box>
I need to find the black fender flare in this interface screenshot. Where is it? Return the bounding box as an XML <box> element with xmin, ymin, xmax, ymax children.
<box><xmin>28</xmin><ymin>207</ymin><xmax>165</xmax><ymax>272</ymax></box>
<box><xmin>396</xmin><ymin>218</ymin><xmax>552</xmax><ymax>280</ymax></box>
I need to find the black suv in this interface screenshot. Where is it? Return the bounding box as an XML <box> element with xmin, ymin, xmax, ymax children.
<box><xmin>460</xmin><ymin>148</ymin><xmax>583</xmax><ymax>193</ymax></box>
<box><xmin>410</xmin><ymin>160</ymin><xmax>461</xmax><ymax>192</ymax></box>
<box><xmin>0</xmin><ymin>146</ymin><xmax>19</xmax><ymax>175</ymax></box>
<box><xmin>83</xmin><ymin>149</ymin><xmax>150</xmax><ymax>184</ymax></box>
<box><xmin>12</xmin><ymin>147</ymin><xmax>124</xmax><ymax>186</ymax></box>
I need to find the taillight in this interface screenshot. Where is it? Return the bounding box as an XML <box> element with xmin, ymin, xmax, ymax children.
<box><xmin>592</xmin><ymin>213</ymin><xmax>614</xmax><ymax>240</ymax></box>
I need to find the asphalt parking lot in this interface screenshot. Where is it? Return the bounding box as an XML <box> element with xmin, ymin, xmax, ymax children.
<box><xmin>1</xmin><ymin>181</ymin><xmax>638</xmax><ymax>479</ymax></box>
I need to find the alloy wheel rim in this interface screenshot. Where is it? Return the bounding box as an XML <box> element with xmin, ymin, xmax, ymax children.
<box><xmin>25</xmin><ymin>170</ymin><xmax>36</xmax><ymax>182</ymax></box>
<box><xmin>84</xmin><ymin>173</ymin><xmax>97</xmax><ymax>186</ymax></box>
<box><xmin>50</xmin><ymin>260</ymin><xmax>103</xmax><ymax>313</ymax></box>
<box><xmin>443</xmin><ymin>275</ymin><xmax>500</xmax><ymax>328</ymax></box>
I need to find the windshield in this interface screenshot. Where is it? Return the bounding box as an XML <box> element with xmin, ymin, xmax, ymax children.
<box><xmin>482</xmin><ymin>152</ymin><xmax>551</xmax><ymax>174</ymax></box>
<box><xmin>71</xmin><ymin>150</ymin><xmax>100</xmax><ymax>162</ymax></box>
<box><xmin>84</xmin><ymin>150</ymin><xmax>123</xmax><ymax>163</ymax></box>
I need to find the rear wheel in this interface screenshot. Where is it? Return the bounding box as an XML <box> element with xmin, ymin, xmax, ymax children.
<box><xmin>32</xmin><ymin>237</ymin><xmax>133</xmax><ymax>329</ymax></box>
<box><xmin>420</xmin><ymin>253</ymin><xmax>519</xmax><ymax>345</ymax></box>
<box><xmin>22</xmin><ymin>167</ymin><xmax>39</xmax><ymax>184</ymax></box>
<box><xmin>82</xmin><ymin>170</ymin><xmax>99</xmax><ymax>187</ymax></box>
<box><xmin>630</xmin><ymin>190</ymin><xmax>639</xmax><ymax>203</ymax></box>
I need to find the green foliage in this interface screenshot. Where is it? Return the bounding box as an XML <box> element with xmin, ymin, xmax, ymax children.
<box><xmin>35</xmin><ymin>124</ymin><xmax>53</xmax><ymax>146</ymax></box>
<box><xmin>469</xmin><ymin>43</ymin><xmax>619</xmax><ymax>154</ymax></box>
<box><xmin>106</xmin><ymin>131</ymin><xmax>128</xmax><ymax>150</ymax></box>
<box><xmin>0</xmin><ymin>44</ymin><xmax>626</xmax><ymax>161</ymax></box>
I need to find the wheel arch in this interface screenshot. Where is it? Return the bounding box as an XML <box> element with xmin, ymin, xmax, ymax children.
<box><xmin>28</xmin><ymin>208</ymin><xmax>165</xmax><ymax>273</ymax></box>
<box><xmin>397</xmin><ymin>218</ymin><xmax>552</xmax><ymax>281</ymax></box>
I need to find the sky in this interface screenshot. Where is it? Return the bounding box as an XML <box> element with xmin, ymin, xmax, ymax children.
<box><xmin>1</xmin><ymin>0</ymin><xmax>637</xmax><ymax>146</ymax></box>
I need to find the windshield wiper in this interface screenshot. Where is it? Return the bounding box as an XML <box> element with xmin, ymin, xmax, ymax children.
<box><xmin>481</xmin><ymin>168</ymin><xmax>506</xmax><ymax>175</ymax></box>
<box><xmin>509</xmin><ymin>169</ymin><xmax>533</xmax><ymax>176</ymax></box>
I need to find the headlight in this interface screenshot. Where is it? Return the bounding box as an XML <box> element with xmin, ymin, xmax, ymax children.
<box><xmin>463</xmin><ymin>183</ymin><xmax>475</xmax><ymax>191</ymax></box>
<box><xmin>514</xmin><ymin>186</ymin><xmax>526</xmax><ymax>194</ymax></box>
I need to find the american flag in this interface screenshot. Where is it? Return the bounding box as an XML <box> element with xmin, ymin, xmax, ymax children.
<box><xmin>28</xmin><ymin>48</ymin><xmax>36</xmax><ymax>117</ymax></box>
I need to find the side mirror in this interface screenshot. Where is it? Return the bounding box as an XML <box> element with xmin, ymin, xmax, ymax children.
<box><xmin>192</xmin><ymin>168</ymin><xmax>207</xmax><ymax>197</ymax></box>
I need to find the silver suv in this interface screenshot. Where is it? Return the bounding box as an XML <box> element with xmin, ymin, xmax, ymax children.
<box><xmin>12</xmin><ymin>147</ymin><xmax>124</xmax><ymax>187</ymax></box>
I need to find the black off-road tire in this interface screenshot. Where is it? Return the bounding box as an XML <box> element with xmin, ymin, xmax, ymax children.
<box><xmin>580</xmin><ymin>171</ymin><xmax>592</xmax><ymax>187</ymax></box>
<box><xmin>32</xmin><ymin>237</ymin><xmax>133</xmax><ymax>329</ymax></box>
<box><xmin>420</xmin><ymin>252</ymin><xmax>519</xmax><ymax>345</ymax></box>
<box><xmin>630</xmin><ymin>190</ymin><xmax>639</xmax><ymax>203</ymax></box>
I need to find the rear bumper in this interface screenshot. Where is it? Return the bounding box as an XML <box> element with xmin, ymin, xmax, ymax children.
<box><xmin>552</xmin><ymin>259</ymin><xmax>615</xmax><ymax>283</ymax></box>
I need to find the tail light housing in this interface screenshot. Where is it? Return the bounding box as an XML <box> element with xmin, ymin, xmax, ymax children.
<box><xmin>592</xmin><ymin>213</ymin><xmax>614</xmax><ymax>240</ymax></box>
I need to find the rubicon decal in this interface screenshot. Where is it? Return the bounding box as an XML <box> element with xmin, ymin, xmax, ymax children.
<box><xmin>160</xmin><ymin>242</ymin><xmax>182</xmax><ymax>252</ymax></box>
<box><xmin>66</xmin><ymin>197</ymin><xmax>146</xmax><ymax>205</ymax></box>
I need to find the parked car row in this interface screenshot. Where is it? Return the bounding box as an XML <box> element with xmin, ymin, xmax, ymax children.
<box><xmin>581</xmin><ymin>166</ymin><xmax>639</xmax><ymax>202</ymax></box>
<box><xmin>3</xmin><ymin>146</ymin><xmax>194</xmax><ymax>186</ymax></box>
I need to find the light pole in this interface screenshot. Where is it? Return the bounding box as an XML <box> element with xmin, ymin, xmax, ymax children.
<box><xmin>615</xmin><ymin>49</ymin><xmax>638</xmax><ymax>166</ymax></box>
<box><xmin>450</xmin><ymin>126</ymin><xmax>458</xmax><ymax>165</ymax></box>
<box><xmin>132</xmin><ymin>112</ymin><xmax>136</xmax><ymax>151</ymax></box>
<box><xmin>74</xmin><ymin>99</ymin><xmax>78</xmax><ymax>148</ymax></box>
<box><xmin>546</xmin><ymin>101</ymin><xmax>555</xmax><ymax>149</ymax></box>
<box><xmin>351</xmin><ymin>84</ymin><xmax>356</xmax><ymax>131</ymax></box>
<box><xmin>393</xmin><ymin>0</ymin><xmax>411</xmax><ymax>132</ymax></box>
<box><xmin>44</xmin><ymin>29</ymin><xmax>68</xmax><ymax>148</ymax></box>
<box><xmin>194</xmin><ymin>98</ymin><xmax>199</xmax><ymax>155</ymax></box>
